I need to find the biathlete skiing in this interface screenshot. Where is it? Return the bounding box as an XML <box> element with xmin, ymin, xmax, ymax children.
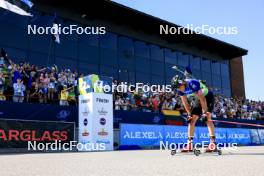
<box><xmin>171</xmin><ymin>66</ymin><xmax>219</xmax><ymax>153</ymax></box>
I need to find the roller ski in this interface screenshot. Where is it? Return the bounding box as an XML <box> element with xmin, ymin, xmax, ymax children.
<box><xmin>193</xmin><ymin>142</ymin><xmax>222</xmax><ymax>156</ymax></box>
<box><xmin>171</xmin><ymin>141</ymin><xmax>195</xmax><ymax>156</ymax></box>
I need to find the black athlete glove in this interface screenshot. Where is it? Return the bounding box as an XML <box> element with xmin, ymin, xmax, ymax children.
<box><xmin>200</xmin><ymin>113</ymin><xmax>208</xmax><ymax>122</ymax></box>
<box><xmin>184</xmin><ymin>114</ymin><xmax>192</xmax><ymax>123</ymax></box>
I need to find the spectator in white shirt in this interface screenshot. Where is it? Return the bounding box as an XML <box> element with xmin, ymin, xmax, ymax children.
<box><xmin>13</xmin><ymin>78</ymin><xmax>25</xmax><ymax>103</ymax></box>
<box><xmin>115</xmin><ymin>95</ymin><xmax>123</xmax><ymax>110</ymax></box>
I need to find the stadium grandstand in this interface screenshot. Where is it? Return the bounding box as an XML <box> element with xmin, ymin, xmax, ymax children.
<box><xmin>0</xmin><ymin>0</ymin><xmax>263</xmax><ymax>122</ymax></box>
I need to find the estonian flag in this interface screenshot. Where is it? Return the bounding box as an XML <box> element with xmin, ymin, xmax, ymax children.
<box><xmin>0</xmin><ymin>0</ymin><xmax>33</xmax><ymax>16</ymax></box>
<box><xmin>51</xmin><ymin>16</ymin><xmax>60</xmax><ymax>44</ymax></box>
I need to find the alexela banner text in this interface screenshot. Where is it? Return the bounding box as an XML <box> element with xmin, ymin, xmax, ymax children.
<box><xmin>120</xmin><ymin>124</ymin><xmax>264</xmax><ymax>147</ymax></box>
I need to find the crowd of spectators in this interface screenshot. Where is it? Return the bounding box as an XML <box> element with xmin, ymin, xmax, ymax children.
<box><xmin>0</xmin><ymin>50</ymin><xmax>263</xmax><ymax>120</ymax></box>
<box><xmin>213</xmin><ymin>96</ymin><xmax>264</xmax><ymax>120</ymax></box>
<box><xmin>113</xmin><ymin>84</ymin><xmax>264</xmax><ymax>120</ymax></box>
<box><xmin>0</xmin><ymin>51</ymin><xmax>79</xmax><ymax>106</ymax></box>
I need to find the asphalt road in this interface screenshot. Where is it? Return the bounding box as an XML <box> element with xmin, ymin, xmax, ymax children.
<box><xmin>1</xmin><ymin>146</ymin><xmax>264</xmax><ymax>176</ymax></box>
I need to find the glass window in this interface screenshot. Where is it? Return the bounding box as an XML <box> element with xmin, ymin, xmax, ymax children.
<box><xmin>29</xmin><ymin>13</ymin><xmax>53</xmax><ymax>27</ymax></box>
<box><xmin>100</xmin><ymin>32</ymin><xmax>117</xmax><ymax>50</ymax></box>
<box><xmin>223</xmin><ymin>89</ymin><xmax>231</xmax><ymax>97</ymax></box>
<box><xmin>134</xmin><ymin>41</ymin><xmax>150</xmax><ymax>58</ymax></box>
<box><xmin>55</xmin><ymin>39</ymin><xmax>77</xmax><ymax>59</ymax></box>
<box><xmin>201</xmin><ymin>58</ymin><xmax>211</xmax><ymax>72</ymax></box>
<box><xmin>212</xmin><ymin>74</ymin><xmax>222</xmax><ymax>89</ymax></box>
<box><xmin>189</xmin><ymin>56</ymin><xmax>201</xmax><ymax>70</ymax></box>
<box><xmin>166</xmin><ymin>76</ymin><xmax>172</xmax><ymax>85</ymax></box>
<box><xmin>128</xmin><ymin>71</ymin><xmax>136</xmax><ymax>84</ymax></box>
<box><xmin>0</xmin><ymin>24</ymin><xmax>28</xmax><ymax>49</ymax></box>
<box><xmin>221</xmin><ymin>76</ymin><xmax>231</xmax><ymax>89</ymax></box>
<box><xmin>1</xmin><ymin>9</ymin><xmax>29</xmax><ymax>28</ymax></box>
<box><xmin>221</xmin><ymin>62</ymin><xmax>229</xmax><ymax>77</ymax></box>
<box><xmin>79</xmin><ymin>33</ymin><xmax>99</xmax><ymax>47</ymax></box>
<box><xmin>100</xmin><ymin>65</ymin><xmax>117</xmax><ymax>79</ymax></box>
<box><xmin>28</xmin><ymin>52</ymin><xmax>48</xmax><ymax>66</ymax></box>
<box><xmin>118</xmin><ymin>70</ymin><xmax>135</xmax><ymax>84</ymax></box>
<box><xmin>79</xmin><ymin>62</ymin><xmax>99</xmax><ymax>75</ymax></box>
<box><xmin>165</xmin><ymin>63</ymin><xmax>175</xmax><ymax>78</ymax></box>
<box><xmin>62</xmin><ymin>32</ymin><xmax>78</xmax><ymax>42</ymax></box>
<box><xmin>0</xmin><ymin>9</ymin><xmax>9</xmax><ymax>22</ymax></box>
<box><xmin>202</xmin><ymin>72</ymin><xmax>212</xmax><ymax>87</ymax></box>
<box><xmin>151</xmin><ymin>75</ymin><xmax>165</xmax><ymax>85</ymax></box>
<box><xmin>223</xmin><ymin>60</ymin><xmax>229</xmax><ymax>64</ymax></box>
<box><xmin>177</xmin><ymin>52</ymin><xmax>189</xmax><ymax>67</ymax></box>
<box><xmin>211</xmin><ymin>61</ymin><xmax>221</xmax><ymax>75</ymax></box>
<box><xmin>100</xmin><ymin>48</ymin><xmax>117</xmax><ymax>67</ymax></box>
<box><xmin>79</xmin><ymin>45</ymin><xmax>99</xmax><ymax>64</ymax></box>
<box><xmin>55</xmin><ymin>57</ymin><xmax>77</xmax><ymax>70</ymax></box>
<box><xmin>201</xmin><ymin>59</ymin><xmax>212</xmax><ymax>87</ymax></box>
<box><xmin>29</xmin><ymin>34</ymin><xmax>50</xmax><ymax>54</ymax></box>
<box><xmin>5</xmin><ymin>47</ymin><xmax>27</xmax><ymax>63</ymax></box>
<box><xmin>118</xmin><ymin>36</ymin><xmax>134</xmax><ymax>55</ymax></box>
<box><xmin>136</xmin><ymin>72</ymin><xmax>150</xmax><ymax>84</ymax></box>
<box><xmin>164</xmin><ymin>49</ymin><xmax>176</xmax><ymax>64</ymax></box>
<box><xmin>151</xmin><ymin>60</ymin><xmax>164</xmax><ymax>76</ymax></box>
<box><xmin>118</xmin><ymin>53</ymin><xmax>134</xmax><ymax>72</ymax></box>
<box><xmin>150</xmin><ymin>45</ymin><xmax>164</xmax><ymax>62</ymax></box>
<box><xmin>135</xmin><ymin>56</ymin><xmax>150</xmax><ymax>73</ymax></box>
<box><xmin>192</xmin><ymin>69</ymin><xmax>202</xmax><ymax>80</ymax></box>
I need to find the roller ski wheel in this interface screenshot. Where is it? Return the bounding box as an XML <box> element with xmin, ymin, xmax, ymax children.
<box><xmin>193</xmin><ymin>149</ymin><xmax>201</xmax><ymax>156</ymax></box>
<box><xmin>171</xmin><ymin>149</ymin><xmax>177</xmax><ymax>156</ymax></box>
<box><xmin>217</xmin><ymin>149</ymin><xmax>222</xmax><ymax>155</ymax></box>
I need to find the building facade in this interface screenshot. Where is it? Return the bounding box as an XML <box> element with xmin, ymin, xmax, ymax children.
<box><xmin>0</xmin><ymin>0</ymin><xmax>247</xmax><ymax>97</ymax></box>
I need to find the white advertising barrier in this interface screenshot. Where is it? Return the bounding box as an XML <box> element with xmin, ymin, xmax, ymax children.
<box><xmin>78</xmin><ymin>93</ymin><xmax>113</xmax><ymax>151</ymax></box>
